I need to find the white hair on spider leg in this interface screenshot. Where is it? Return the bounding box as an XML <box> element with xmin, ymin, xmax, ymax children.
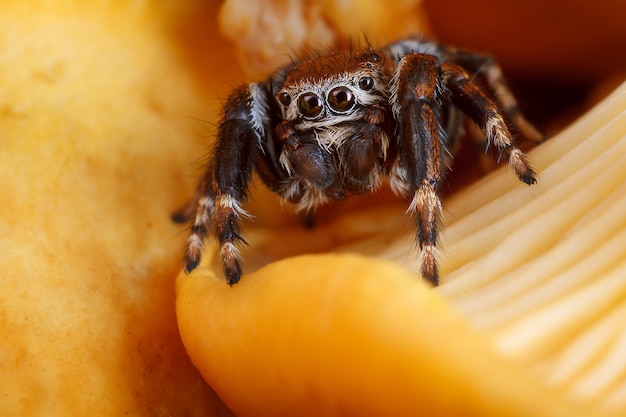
<box><xmin>484</xmin><ymin>114</ymin><xmax>511</xmax><ymax>150</ymax></box>
<box><xmin>220</xmin><ymin>241</ymin><xmax>241</xmax><ymax>260</ymax></box>
<box><xmin>193</xmin><ymin>196</ymin><xmax>214</xmax><ymax>227</ymax></box>
<box><xmin>215</xmin><ymin>194</ymin><xmax>252</xmax><ymax>219</ymax></box>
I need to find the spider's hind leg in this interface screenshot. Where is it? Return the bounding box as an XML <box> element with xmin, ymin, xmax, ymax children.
<box><xmin>444</xmin><ymin>48</ymin><xmax>545</xmax><ymax>144</ymax></box>
<box><xmin>172</xmin><ymin>192</ymin><xmax>202</xmax><ymax>224</ymax></box>
<box><xmin>442</xmin><ymin>61</ymin><xmax>537</xmax><ymax>185</ymax></box>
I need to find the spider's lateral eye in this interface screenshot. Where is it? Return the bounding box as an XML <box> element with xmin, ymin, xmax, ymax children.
<box><xmin>297</xmin><ymin>92</ymin><xmax>323</xmax><ymax>118</ymax></box>
<box><xmin>278</xmin><ymin>92</ymin><xmax>291</xmax><ymax>106</ymax></box>
<box><xmin>358</xmin><ymin>77</ymin><xmax>374</xmax><ymax>91</ymax></box>
<box><xmin>369</xmin><ymin>53</ymin><xmax>381</xmax><ymax>62</ymax></box>
<box><xmin>327</xmin><ymin>86</ymin><xmax>356</xmax><ymax>113</ymax></box>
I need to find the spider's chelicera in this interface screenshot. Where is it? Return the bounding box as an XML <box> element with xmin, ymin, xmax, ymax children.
<box><xmin>174</xmin><ymin>36</ymin><xmax>543</xmax><ymax>286</ymax></box>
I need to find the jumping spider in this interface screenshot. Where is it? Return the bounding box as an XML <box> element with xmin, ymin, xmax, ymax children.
<box><xmin>174</xmin><ymin>36</ymin><xmax>543</xmax><ymax>286</ymax></box>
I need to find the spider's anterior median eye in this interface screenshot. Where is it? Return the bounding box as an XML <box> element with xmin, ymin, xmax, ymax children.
<box><xmin>358</xmin><ymin>77</ymin><xmax>374</xmax><ymax>91</ymax></box>
<box><xmin>327</xmin><ymin>86</ymin><xmax>356</xmax><ymax>113</ymax></box>
<box><xmin>298</xmin><ymin>93</ymin><xmax>323</xmax><ymax>118</ymax></box>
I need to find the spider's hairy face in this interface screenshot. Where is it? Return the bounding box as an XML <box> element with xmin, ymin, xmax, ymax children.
<box><xmin>271</xmin><ymin>49</ymin><xmax>395</xmax><ymax>204</ymax></box>
<box><xmin>275</xmin><ymin>50</ymin><xmax>390</xmax><ymax>126</ymax></box>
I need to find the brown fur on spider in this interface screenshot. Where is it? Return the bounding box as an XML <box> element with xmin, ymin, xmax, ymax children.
<box><xmin>173</xmin><ymin>36</ymin><xmax>543</xmax><ymax>286</ymax></box>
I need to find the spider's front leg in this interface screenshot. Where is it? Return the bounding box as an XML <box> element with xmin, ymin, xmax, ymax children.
<box><xmin>392</xmin><ymin>53</ymin><xmax>447</xmax><ymax>285</ymax></box>
<box><xmin>182</xmin><ymin>83</ymin><xmax>271</xmax><ymax>285</ymax></box>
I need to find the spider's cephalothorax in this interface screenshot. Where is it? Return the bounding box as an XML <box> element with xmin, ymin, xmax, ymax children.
<box><xmin>175</xmin><ymin>36</ymin><xmax>543</xmax><ymax>286</ymax></box>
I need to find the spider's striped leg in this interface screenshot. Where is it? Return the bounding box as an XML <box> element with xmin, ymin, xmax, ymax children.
<box><xmin>182</xmin><ymin>83</ymin><xmax>271</xmax><ymax>285</ymax></box>
<box><xmin>444</xmin><ymin>48</ymin><xmax>544</xmax><ymax>144</ymax></box>
<box><xmin>392</xmin><ymin>53</ymin><xmax>446</xmax><ymax>285</ymax></box>
<box><xmin>442</xmin><ymin>62</ymin><xmax>537</xmax><ymax>185</ymax></box>
<box><xmin>181</xmin><ymin>173</ymin><xmax>251</xmax><ymax>286</ymax></box>
<box><xmin>181</xmin><ymin>176</ymin><xmax>215</xmax><ymax>273</ymax></box>
<box><xmin>172</xmin><ymin>186</ymin><xmax>205</xmax><ymax>225</ymax></box>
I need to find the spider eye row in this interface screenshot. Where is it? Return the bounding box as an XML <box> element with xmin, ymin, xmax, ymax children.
<box><xmin>278</xmin><ymin>76</ymin><xmax>375</xmax><ymax>119</ymax></box>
